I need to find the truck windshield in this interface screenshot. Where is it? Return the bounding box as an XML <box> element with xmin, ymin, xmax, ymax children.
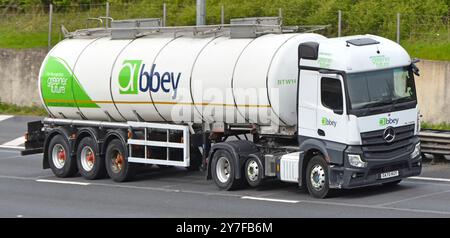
<box><xmin>346</xmin><ymin>67</ymin><xmax>417</xmax><ymax>110</ymax></box>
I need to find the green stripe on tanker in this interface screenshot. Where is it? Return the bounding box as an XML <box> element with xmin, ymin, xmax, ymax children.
<box><xmin>41</xmin><ymin>56</ymin><xmax>99</xmax><ymax>108</ymax></box>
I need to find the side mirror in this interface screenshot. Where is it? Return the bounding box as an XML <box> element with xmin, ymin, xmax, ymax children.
<box><xmin>412</xmin><ymin>64</ymin><xmax>420</xmax><ymax>76</ymax></box>
<box><xmin>299</xmin><ymin>42</ymin><xmax>319</xmax><ymax>61</ymax></box>
<box><xmin>333</xmin><ymin>109</ymin><xmax>344</xmax><ymax>115</ymax></box>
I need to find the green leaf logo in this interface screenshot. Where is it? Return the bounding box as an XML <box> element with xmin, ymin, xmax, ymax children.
<box><xmin>119</xmin><ymin>60</ymin><xmax>142</xmax><ymax>95</ymax></box>
<box><xmin>322</xmin><ymin>117</ymin><xmax>327</xmax><ymax>126</ymax></box>
<box><xmin>379</xmin><ymin>118</ymin><xmax>387</xmax><ymax>126</ymax></box>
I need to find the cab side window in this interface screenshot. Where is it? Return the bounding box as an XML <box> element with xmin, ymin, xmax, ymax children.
<box><xmin>321</xmin><ymin>77</ymin><xmax>343</xmax><ymax>114</ymax></box>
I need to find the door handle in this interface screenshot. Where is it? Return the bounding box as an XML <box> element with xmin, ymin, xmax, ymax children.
<box><xmin>318</xmin><ymin>129</ymin><xmax>325</xmax><ymax>136</ymax></box>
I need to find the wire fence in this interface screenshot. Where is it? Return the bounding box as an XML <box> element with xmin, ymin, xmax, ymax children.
<box><xmin>0</xmin><ymin>2</ymin><xmax>449</xmax><ymax>49</ymax></box>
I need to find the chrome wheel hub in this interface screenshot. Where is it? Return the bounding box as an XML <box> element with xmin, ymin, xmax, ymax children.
<box><xmin>310</xmin><ymin>164</ymin><xmax>326</xmax><ymax>191</ymax></box>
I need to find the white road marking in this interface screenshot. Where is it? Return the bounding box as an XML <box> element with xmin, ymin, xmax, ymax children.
<box><xmin>0</xmin><ymin>115</ymin><xmax>13</xmax><ymax>122</ymax></box>
<box><xmin>241</xmin><ymin>196</ymin><xmax>300</xmax><ymax>204</ymax></box>
<box><xmin>376</xmin><ymin>189</ymin><xmax>450</xmax><ymax>207</ymax></box>
<box><xmin>36</xmin><ymin>179</ymin><xmax>90</xmax><ymax>186</ymax></box>
<box><xmin>2</xmin><ymin>136</ymin><xmax>25</xmax><ymax>147</ymax></box>
<box><xmin>409</xmin><ymin>176</ymin><xmax>450</xmax><ymax>183</ymax></box>
<box><xmin>0</xmin><ymin>136</ymin><xmax>25</xmax><ymax>150</ymax></box>
<box><xmin>0</xmin><ymin>145</ymin><xmax>25</xmax><ymax>150</ymax></box>
<box><xmin>1</xmin><ymin>175</ymin><xmax>450</xmax><ymax>216</ymax></box>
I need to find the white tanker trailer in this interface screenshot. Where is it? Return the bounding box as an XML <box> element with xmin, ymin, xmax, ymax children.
<box><xmin>22</xmin><ymin>17</ymin><xmax>422</xmax><ymax>198</ymax></box>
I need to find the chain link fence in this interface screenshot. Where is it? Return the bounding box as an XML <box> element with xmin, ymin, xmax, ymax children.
<box><xmin>0</xmin><ymin>2</ymin><xmax>449</xmax><ymax>49</ymax></box>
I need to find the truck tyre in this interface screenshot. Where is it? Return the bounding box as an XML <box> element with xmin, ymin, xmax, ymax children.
<box><xmin>105</xmin><ymin>139</ymin><xmax>135</xmax><ymax>182</ymax></box>
<box><xmin>306</xmin><ymin>155</ymin><xmax>331</xmax><ymax>199</ymax></box>
<box><xmin>48</xmin><ymin>134</ymin><xmax>77</xmax><ymax>178</ymax></box>
<box><xmin>76</xmin><ymin>137</ymin><xmax>106</xmax><ymax>180</ymax></box>
<box><xmin>211</xmin><ymin>150</ymin><xmax>242</xmax><ymax>191</ymax></box>
<box><xmin>244</xmin><ymin>156</ymin><xmax>263</xmax><ymax>187</ymax></box>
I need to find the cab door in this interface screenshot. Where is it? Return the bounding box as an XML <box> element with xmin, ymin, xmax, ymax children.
<box><xmin>316</xmin><ymin>75</ymin><xmax>348</xmax><ymax>144</ymax></box>
<box><xmin>298</xmin><ymin>70</ymin><xmax>319</xmax><ymax>138</ymax></box>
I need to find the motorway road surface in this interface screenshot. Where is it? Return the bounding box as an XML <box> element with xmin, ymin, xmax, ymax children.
<box><xmin>1</xmin><ymin>115</ymin><xmax>450</xmax><ymax>218</ymax></box>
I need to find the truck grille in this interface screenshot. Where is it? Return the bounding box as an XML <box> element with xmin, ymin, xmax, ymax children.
<box><xmin>360</xmin><ymin>125</ymin><xmax>415</xmax><ymax>160</ymax></box>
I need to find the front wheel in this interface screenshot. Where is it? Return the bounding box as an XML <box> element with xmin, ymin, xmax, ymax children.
<box><xmin>306</xmin><ymin>155</ymin><xmax>331</xmax><ymax>199</ymax></box>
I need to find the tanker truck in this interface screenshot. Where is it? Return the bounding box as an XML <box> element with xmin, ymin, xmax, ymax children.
<box><xmin>21</xmin><ymin>17</ymin><xmax>422</xmax><ymax>198</ymax></box>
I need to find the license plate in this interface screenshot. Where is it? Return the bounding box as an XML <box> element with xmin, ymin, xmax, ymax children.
<box><xmin>380</xmin><ymin>170</ymin><xmax>399</xmax><ymax>179</ymax></box>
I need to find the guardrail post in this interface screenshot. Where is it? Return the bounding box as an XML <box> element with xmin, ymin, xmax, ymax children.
<box><xmin>48</xmin><ymin>4</ymin><xmax>53</xmax><ymax>51</ymax></box>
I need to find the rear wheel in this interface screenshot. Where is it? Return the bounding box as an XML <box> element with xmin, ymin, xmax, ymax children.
<box><xmin>48</xmin><ymin>134</ymin><xmax>77</xmax><ymax>178</ymax></box>
<box><xmin>76</xmin><ymin>137</ymin><xmax>106</xmax><ymax>180</ymax></box>
<box><xmin>211</xmin><ymin>150</ymin><xmax>242</xmax><ymax>191</ymax></box>
<box><xmin>306</xmin><ymin>155</ymin><xmax>331</xmax><ymax>199</ymax></box>
<box><xmin>105</xmin><ymin>139</ymin><xmax>135</xmax><ymax>182</ymax></box>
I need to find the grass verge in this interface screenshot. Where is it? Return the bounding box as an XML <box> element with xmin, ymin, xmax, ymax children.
<box><xmin>421</xmin><ymin>122</ymin><xmax>450</xmax><ymax>131</ymax></box>
<box><xmin>0</xmin><ymin>102</ymin><xmax>48</xmax><ymax>116</ymax></box>
<box><xmin>403</xmin><ymin>41</ymin><xmax>450</xmax><ymax>61</ymax></box>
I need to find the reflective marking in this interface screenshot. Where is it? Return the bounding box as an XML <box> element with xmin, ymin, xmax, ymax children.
<box><xmin>0</xmin><ymin>145</ymin><xmax>25</xmax><ymax>150</ymax></box>
<box><xmin>36</xmin><ymin>179</ymin><xmax>90</xmax><ymax>186</ymax></box>
<box><xmin>2</xmin><ymin>136</ymin><xmax>25</xmax><ymax>147</ymax></box>
<box><xmin>0</xmin><ymin>115</ymin><xmax>13</xmax><ymax>122</ymax></box>
<box><xmin>409</xmin><ymin>176</ymin><xmax>450</xmax><ymax>183</ymax></box>
<box><xmin>241</xmin><ymin>196</ymin><xmax>300</xmax><ymax>204</ymax></box>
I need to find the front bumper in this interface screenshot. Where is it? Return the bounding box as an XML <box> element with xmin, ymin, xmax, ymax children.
<box><xmin>329</xmin><ymin>156</ymin><xmax>422</xmax><ymax>189</ymax></box>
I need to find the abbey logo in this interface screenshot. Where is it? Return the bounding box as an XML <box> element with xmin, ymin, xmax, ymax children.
<box><xmin>322</xmin><ymin>117</ymin><xmax>337</xmax><ymax>127</ymax></box>
<box><xmin>379</xmin><ymin>117</ymin><xmax>399</xmax><ymax>126</ymax></box>
<box><xmin>370</xmin><ymin>55</ymin><xmax>390</xmax><ymax>68</ymax></box>
<box><xmin>118</xmin><ymin>60</ymin><xmax>181</xmax><ymax>99</ymax></box>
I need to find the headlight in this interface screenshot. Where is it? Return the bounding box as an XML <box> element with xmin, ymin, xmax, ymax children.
<box><xmin>348</xmin><ymin>154</ymin><xmax>367</xmax><ymax>168</ymax></box>
<box><xmin>411</xmin><ymin>142</ymin><xmax>421</xmax><ymax>159</ymax></box>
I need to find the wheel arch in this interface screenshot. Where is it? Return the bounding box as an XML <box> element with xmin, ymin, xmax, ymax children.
<box><xmin>298</xmin><ymin>138</ymin><xmax>329</xmax><ymax>187</ymax></box>
<box><xmin>102</xmin><ymin>129</ymin><xmax>128</xmax><ymax>156</ymax></box>
<box><xmin>75</xmin><ymin>127</ymin><xmax>103</xmax><ymax>156</ymax></box>
<box><xmin>206</xmin><ymin>140</ymin><xmax>259</xmax><ymax>180</ymax></box>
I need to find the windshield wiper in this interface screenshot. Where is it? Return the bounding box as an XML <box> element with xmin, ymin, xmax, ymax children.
<box><xmin>391</xmin><ymin>97</ymin><xmax>414</xmax><ymax>104</ymax></box>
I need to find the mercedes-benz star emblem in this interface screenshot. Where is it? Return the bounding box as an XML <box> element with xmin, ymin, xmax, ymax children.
<box><xmin>383</xmin><ymin>127</ymin><xmax>396</xmax><ymax>143</ymax></box>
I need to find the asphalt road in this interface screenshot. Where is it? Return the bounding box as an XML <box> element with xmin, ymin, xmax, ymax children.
<box><xmin>1</xmin><ymin>115</ymin><xmax>450</xmax><ymax>218</ymax></box>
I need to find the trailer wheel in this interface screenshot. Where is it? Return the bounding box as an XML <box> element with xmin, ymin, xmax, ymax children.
<box><xmin>244</xmin><ymin>156</ymin><xmax>263</xmax><ymax>187</ymax></box>
<box><xmin>48</xmin><ymin>134</ymin><xmax>77</xmax><ymax>178</ymax></box>
<box><xmin>306</xmin><ymin>155</ymin><xmax>331</xmax><ymax>199</ymax></box>
<box><xmin>105</xmin><ymin>139</ymin><xmax>135</xmax><ymax>182</ymax></box>
<box><xmin>76</xmin><ymin>137</ymin><xmax>106</xmax><ymax>180</ymax></box>
<box><xmin>211</xmin><ymin>150</ymin><xmax>242</xmax><ymax>190</ymax></box>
